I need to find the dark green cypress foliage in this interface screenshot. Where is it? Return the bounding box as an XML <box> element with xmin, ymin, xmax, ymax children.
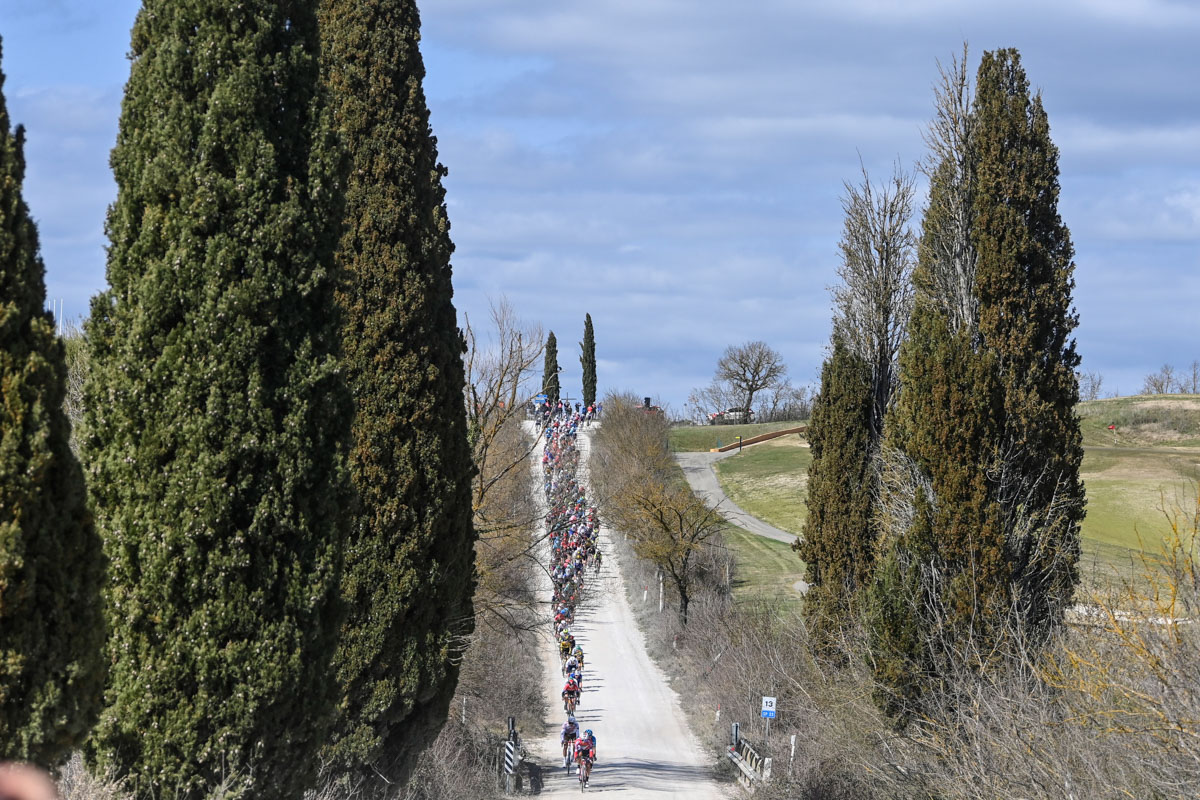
<box><xmin>972</xmin><ymin>49</ymin><xmax>1084</xmax><ymax>634</ymax></box>
<box><xmin>318</xmin><ymin>0</ymin><xmax>476</xmax><ymax>788</ymax></box>
<box><xmin>870</xmin><ymin>302</ymin><xmax>1006</xmax><ymax>719</ymax></box>
<box><xmin>870</xmin><ymin>48</ymin><xmax>1083</xmax><ymax>721</ymax></box>
<box><xmin>543</xmin><ymin>331</ymin><xmax>560</xmax><ymax>404</ymax></box>
<box><xmin>0</xmin><ymin>41</ymin><xmax>105</xmax><ymax>768</ymax></box>
<box><xmin>580</xmin><ymin>313</ymin><xmax>596</xmax><ymax>407</ymax></box>
<box><xmin>797</xmin><ymin>337</ymin><xmax>875</xmax><ymax>636</ymax></box>
<box><xmin>82</xmin><ymin>4</ymin><xmax>350</xmax><ymax>797</ymax></box>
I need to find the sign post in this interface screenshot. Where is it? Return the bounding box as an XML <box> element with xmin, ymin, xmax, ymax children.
<box><xmin>761</xmin><ymin>695</ymin><xmax>776</xmax><ymax>741</ymax></box>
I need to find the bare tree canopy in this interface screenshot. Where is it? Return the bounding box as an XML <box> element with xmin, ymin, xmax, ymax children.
<box><xmin>714</xmin><ymin>340</ymin><xmax>787</xmax><ymax>414</ymax></box>
<box><xmin>1077</xmin><ymin>370</ymin><xmax>1103</xmax><ymax>401</ymax></box>
<box><xmin>1142</xmin><ymin>363</ymin><xmax>1177</xmax><ymax>395</ymax></box>
<box><xmin>833</xmin><ymin>162</ymin><xmax>916</xmax><ymax>437</ymax></box>
<box><xmin>918</xmin><ymin>44</ymin><xmax>978</xmax><ymax>335</ymax></box>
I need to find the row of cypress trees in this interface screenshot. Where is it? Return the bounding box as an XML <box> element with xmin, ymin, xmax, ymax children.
<box><xmin>541</xmin><ymin>314</ymin><xmax>598</xmax><ymax>407</ymax></box>
<box><xmin>802</xmin><ymin>48</ymin><xmax>1085</xmax><ymax>722</ymax></box>
<box><xmin>0</xmin><ymin>1</ymin><xmax>475</xmax><ymax>796</ymax></box>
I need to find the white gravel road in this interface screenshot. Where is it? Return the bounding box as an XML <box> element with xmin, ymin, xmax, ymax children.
<box><xmin>530</xmin><ymin>427</ymin><xmax>728</xmax><ymax>798</ymax></box>
<box><xmin>673</xmin><ymin>449</ymin><xmax>797</xmax><ymax>546</ymax></box>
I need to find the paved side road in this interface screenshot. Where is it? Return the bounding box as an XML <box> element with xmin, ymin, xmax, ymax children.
<box><xmin>673</xmin><ymin>450</ymin><xmax>797</xmax><ymax>547</ymax></box>
<box><xmin>532</xmin><ymin>429</ymin><xmax>728</xmax><ymax>799</ymax></box>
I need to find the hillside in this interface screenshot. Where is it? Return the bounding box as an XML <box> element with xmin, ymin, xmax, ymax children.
<box><xmin>1079</xmin><ymin>394</ymin><xmax>1200</xmax><ymax>448</ymax></box>
<box><xmin>674</xmin><ymin>401</ymin><xmax>1200</xmax><ymax>592</ymax></box>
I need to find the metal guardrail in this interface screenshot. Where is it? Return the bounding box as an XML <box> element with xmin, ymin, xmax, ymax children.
<box><xmin>726</xmin><ymin>724</ymin><xmax>772</xmax><ymax>789</ymax></box>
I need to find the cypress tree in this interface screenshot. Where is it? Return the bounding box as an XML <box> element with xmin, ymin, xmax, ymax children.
<box><xmin>543</xmin><ymin>331</ymin><xmax>560</xmax><ymax>404</ymax></box>
<box><xmin>870</xmin><ymin>48</ymin><xmax>1083</xmax><ymax>719</ymax></box>
<box><xmin>318</xmin><ymin>0</ymin><xmax>476</xmax><ymax>788</ymax></box>
<box><xmin>0</xmin><ymin>41</ymin><xmax>105</xmax><ymax>768</ymax></box>
<box><xmin>972</xmin><ymin>49</ymin><xmax>1084</xmax><ymax>634</ymax></box>
<box><xmin>870</xmin><ymin>300</ymin><xmax>1007</xmax><ymax>719</ymax></box>
<box><xmin>580</xmin><ymin>313</ymin><xmax>596</xmax><ymax>408</ymax></box>
<box><xmin>797</xmin><ymin>337</ymin><xmax>875</xmax><ymax>637</ymax></box>
<box><xmin>83</xmin><ymin>4</ymin><xmax>350</xmax><ymax>797</ymax></box>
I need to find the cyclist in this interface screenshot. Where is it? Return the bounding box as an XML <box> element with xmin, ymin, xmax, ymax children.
<box><xmin>572</xmin><ymin>645</ymin><xmax>584</xmax><ymax>671</ymax></box>
<box><xmin>573</xmin><ymin>730</ymin><xmax>596</xmax><ymax>786</ymax></box>
<box><xmin>569</xmin><ymin>668</ymin><xmax>583</xmax><ymax>689</ymax></box>
<box><xmin>562</xmin><ymin>675</ymin><xmax>580</xmax><ymax>711</ymax></box>
<box><xmin>560</xmin><ymin>714</ymin><xmax>579</xmax><ymax>770</ymax></box>
<box><xmin>563</xmin><ymin>654</ymin><xmax>580</xmax><ymax>677</ymax></box>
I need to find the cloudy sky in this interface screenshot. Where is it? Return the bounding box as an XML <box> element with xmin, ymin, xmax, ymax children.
<box><xmin>4</xmin><ymin>0</ymin><xmax>1199</xmax><ymax>409</ymax></box>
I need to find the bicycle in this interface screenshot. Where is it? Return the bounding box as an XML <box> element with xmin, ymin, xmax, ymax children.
<box><xmin>576</xmin><ymin>755</ymin><xmax>593</xmax><ymax>790</ymax></box>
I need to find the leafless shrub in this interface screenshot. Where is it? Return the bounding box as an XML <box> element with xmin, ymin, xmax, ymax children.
<box><xmin>1077</xmin><ymin>369</ymin><xmax>1104</xmax><ymax>402</ymax></box>
<box><xmin>57</xmin><ymin>754</ymin><xmax>127</xmax><ymax>800</ymax></box>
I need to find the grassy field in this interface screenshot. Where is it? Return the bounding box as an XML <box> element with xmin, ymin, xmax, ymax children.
<box><xmin>713</xmin><ymin>436</ymin><xmax>811</xmax><ymax>535</ymax></box>
<box><xmin>701</xmin><ymin>398</ymin><xmax>1200</xmax><ymax>592</ymax></box>
<box><xmin>668</xmin><ymin>420</ymin><xmax>805</xmax><ymax>452</ymax></box>
<box><xmin>721</xmin><ymin>524</ymin><xmax>806</xmax><ymax>611</ymax></box>
<box><xmin>1079</xmin><ymin>394</ymin><xmax>1200</xmax><ymax>447</ymax></box>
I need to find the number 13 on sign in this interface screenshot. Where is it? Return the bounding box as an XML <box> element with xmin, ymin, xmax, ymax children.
<box><xmin>761</xmin><ymin>696</ymin><xmax>776</xmax><ymax>718</ymax></box>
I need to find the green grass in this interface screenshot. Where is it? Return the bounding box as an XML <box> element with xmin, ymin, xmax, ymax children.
<box><xmin>1078</xmin><ymin>447</ymin><xmax>1200</xmax><ymax>574</ymax></box>
<box><xmin>714</xmin><ymin>438</ymin><xmax>811</xmax><ymax>535</ymax></box>
<box><xmin>668</xmin><ymin>420</ymin><xmax>806</xmax><ymax>452</ymax></box>
<box><xmin>702</xmin><ymin>424</ymin><xmax>1200</xmax><ymax>598</ymax></box>
<box><xmin>721</xmin><ymin>525</ymin><xmax>805</xmax><ymax>611</ymax></box>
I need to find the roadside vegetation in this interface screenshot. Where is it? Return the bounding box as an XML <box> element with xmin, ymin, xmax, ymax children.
<box><xmin>601</xmin><ymin>389</ymin><xmax>1200</xmax><ymax>800</ymax></box>
<box><xmin>599</xmin><ymin>47</ymin><xmax>1200</xmax><ymax>799</ymax></box>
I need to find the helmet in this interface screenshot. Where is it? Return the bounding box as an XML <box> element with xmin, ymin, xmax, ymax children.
<box><xmin>585</xmin><ymin>729</ymin><xmax>593</xmax><ymax>737</ymax></box>
<box><xmin>568</xmin><ymin>714</ymin><xmax>576</xmax><ymax>723</ymax></box>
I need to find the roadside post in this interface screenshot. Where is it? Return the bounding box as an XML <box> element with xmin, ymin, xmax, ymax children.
<box><xmin>761</xmin><ymin>695</ymin><xmax>776</xmax><ymax>741</ymax></box>
<box><xmin>502</xmin><ymin>716</ymin><xmax>519</xmax><ymax>793</ymax></box>
<box><xmin>737</xmin><ymin>435</ymin><xmax>742</xmax><ymax>451</ymax></box>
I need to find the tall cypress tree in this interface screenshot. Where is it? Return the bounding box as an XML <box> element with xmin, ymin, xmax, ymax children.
<box><xmin>318</xmin><ymin>0</ymin><xmax>476</xmax><ymax>789</ymax></box>
<box><xmin>797</xmin><ymin>337</ymin><xmax>875</xmax><ymax>637</ymax></box>
<box><xmin>870</xmin><ymin>47</ymin><xmax>1083</xmax><ymax>719</ymax></box>
<box><xmin>543</xmin><ymin>331</ymin><xmax>560</xmax><ymax>404</ymax></box>
<box><xmin>83</xmin><ymin>4</ymin><xmax>350</xmax><ymax>797</ymax></box>
<box><xmin>580</xmin><ymin>313</ymin><xmax>596</xmax><ymax>407</ymax></box>
<box><xmin>0</xmin><ymin>41</ymin><xmax>105</xmax><ymax>768</ymax></box>
<box><xmin>972</xmin><ymin>49</ymin><xmax>1084</xmax><ymax>634</ymax></box>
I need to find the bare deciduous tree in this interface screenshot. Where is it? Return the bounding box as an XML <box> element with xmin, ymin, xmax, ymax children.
<box><xmin>1182</xmin><ymin>359</ymin><xmax>1200</xmax><ymax>394</ymax></box>
<box><xmin>833</xmin><ymin>162</ymin><xmax>916</xmax><ymax>437</ymax></box>
<box><xmin>591</xmin><ymin>393</ymin><xmax>726</xmax><ymax>624</ymax></box>
<box><xmin>714</xmin><ymin>340</ymin><xmax>787</xmax><ymax>414</ymax></box>
<box><xmin>685</xmin><ymin>380</ymin><xmax>739</xmax><ymax>423</ymax></box>
<box><xmin>461</xmin><ymin>298</ymin><xmax>548</xmax><ymax>634</ymax></box>
<box><xmin>1142</xmin><ymin>363</ymin><xmax>1177</xmax><ymax>395</ymax></box>
<box><xmin>919</xmin><ymin>43</ymin><xmax>978</xmax><ymax>335</ymax></box>
<box><xmin>754</xmin><ymin>380</ymin><xmax>811</xmax><ymax>422</ymax></box>
<box><xmin>1077</xmin><ymin>369</ymin><xmax>1103</xmax><ymax>402</ymax></box>
<box><xmin>463</xmin><ymin>298</ymin><xmax>543</xmax><ymax>531</ymax></box>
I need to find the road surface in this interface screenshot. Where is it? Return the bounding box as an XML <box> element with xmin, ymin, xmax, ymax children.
<box><xmin>673</xmin><ymin>450</ymin><xmax>797</xmax><ymax>546</ymax></box>
<box><xmin>531</xmin><ymin>427</ymin><xmax>727</xmax><ymax>798</ymax></box>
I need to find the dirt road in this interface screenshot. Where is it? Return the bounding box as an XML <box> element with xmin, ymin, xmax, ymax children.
<box><xmin>531</xmin><ymin>427</ymin><xmax>727</xmax><ymax>798</ymax></box>
<box><xmin>673</xmin><ymin>450</ymin><xmax>797</xmax><ymax>546</ymax></box>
